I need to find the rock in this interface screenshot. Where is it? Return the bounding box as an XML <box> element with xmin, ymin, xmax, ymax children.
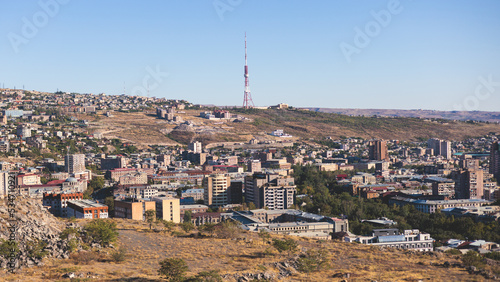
<box><xmin>62</xmin><ymin>272</ymin><xmax>76</xmax><ymax>278</ymax></box>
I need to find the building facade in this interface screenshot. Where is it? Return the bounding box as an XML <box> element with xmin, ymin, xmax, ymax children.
<box><xmin>153</xmin><ymin>196</ymin><xmax>180</xmax><ymax>223</ymax></box>
<box><xmin>204</xmin><ymin>173</ymin><xmax>230</xmax><ymax>207</ymax></box>
<box><xmin>65</xmin><ymin>154</ymin><xmax>86</xmax><ymax>174</ymax></box>
<box><xmin>43</xmin><ymin>192</ymin><xmax>84</xmax><ymax>217</ymax></box>
<box><xmin>368</xmin><ymin>140</ymin><xmax>388</xmax><ymax>161</ymax></box>
<box><xmin>345</xmin><ymin>229</ymin><xmax>434</xmax><ymax>252</ymax></box>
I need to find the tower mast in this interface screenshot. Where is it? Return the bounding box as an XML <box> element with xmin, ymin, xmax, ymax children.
<box><xmin>243</xmin><ymin>33</ymin><xmax>254</xmax><ymax>109</ymax></box>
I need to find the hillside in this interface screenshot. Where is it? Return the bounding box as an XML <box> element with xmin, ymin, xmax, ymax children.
<box><xmin>2</xmin><ymin>217</ymin><xmax>493</xmax><ymax>281</ymax></box>
<box><xmin>304</xmin><ymin>107</ymin><xmax>500</xmax><ymax>123</ymax></box>
<box><xmin>79</xmin><ymin>108</ymin><xmax>500</xmax><ymax>147</ymax></box>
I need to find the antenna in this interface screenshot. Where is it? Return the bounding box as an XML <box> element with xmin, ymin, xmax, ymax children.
<box><xmin>242</xmin><ymin>32</ymin><xmax>254</xmax><ymax>109</ymax></box>
<box><xmin>123</xmin><ymin>81</ymin><xmax>126</xmax><ymax>95</ymax></box>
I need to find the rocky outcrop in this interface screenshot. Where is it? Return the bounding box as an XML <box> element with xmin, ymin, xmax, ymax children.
<box><xmin>0</xmin><ymin>196</ymin><xmax>80</xmax><ymax>270</ymax></box>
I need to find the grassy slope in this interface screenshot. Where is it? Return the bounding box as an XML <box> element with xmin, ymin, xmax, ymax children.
<box><xmin>3</xmin><ymin>218</ymin><xmax>487</xmax><ymax>281</ymax></box>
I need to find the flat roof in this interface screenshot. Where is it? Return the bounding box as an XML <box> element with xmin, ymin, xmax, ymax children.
<box><xmin>67</xmin><ymin>200</ymin><xmax>107</xmax><ymax>208</ymax></box>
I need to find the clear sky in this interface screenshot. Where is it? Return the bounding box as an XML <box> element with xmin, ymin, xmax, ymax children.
<box><xmin>1</xmin><ymin>0</ymin><xmax>499</xmax><ymax>111</ymax></box>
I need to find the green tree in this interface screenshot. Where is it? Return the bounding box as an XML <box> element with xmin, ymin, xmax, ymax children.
<box><xmin>183</xmin><ymin>210</ymin><xmax>192</xmax><ymax>223</ymax></box>
<box><xmin>83</xmin><ymin>219</ymin><xmax>118</xmax><ymax>247</ymax></box>
<box><xmin>104</xmin><ymin>196</ymin><xmax>115</xmax><ymax>216</ymax></box>
<box><xmin>158</xmin><ymin>258</ymin><xmax>189</xmax><ymax>282</ymax></box>
<box><xmin>89</xmin><ymin>177</ymin><xmax>105</xmax><ymax>191</ymax></box>
<box><xmin>145</xmin><ymin>209</ymin><xmax>156</xmax><ymax>230</ymax></box>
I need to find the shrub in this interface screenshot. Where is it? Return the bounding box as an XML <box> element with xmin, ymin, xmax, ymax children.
<box><xmin>0</xmin><ymin>239</ymin><xmax>19</xmax><ymax>258</ymax></box>
<box><xmin>462</xmin><ymin>251</ymin><xmax>485</xmax><ymax>268</ymax></box>
<box><xmin>110</xmin><ymin>247</ymin><xmax>127</xmax><ymax>263</ymax></box>
<box><xmin>272</xmin><ymin>238</ymin><xmax>298</xmax><ymax>256</ymax></box>
<box><xmin>26</xmin><ymin>239</ymin><xmax>48</xmax><ymax>259</ymax></box>
<box><xmin>158</xmin><ymin>258</ymin><xmax>189</xmax><ymax>281</ymax></box>
<box><xmin>181</xmin><ymin>222</ymin><xmax>195</xmax><ymax>233</ymax></box>
<box><xmin>298</xmin><ymin>249</ymin><xmax>329</xmax><ymax>273</ymax></box>
<box><xmin>445</xmin><ymin>249</ymin><xmax>462</xmax><ymax>256</ymax></box>
<box><xmin>485</xmin><ymin>251</ymin><xmax>500</xmax><ymax>261</ymax></box>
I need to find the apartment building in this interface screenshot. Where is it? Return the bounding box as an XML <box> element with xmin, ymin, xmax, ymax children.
<box><xmin>65</xmin><ymin>154</ymin><xmax>86</xmax><ymax>174</ymax></box>
<box><xmin>43</xmin><ymin>192</ymin><xmax>84</xmax><ymax>217</ymax></box>
<box><xmin>153</xmin><ymin>196</ymin><xmax>181</xmax><ymax>223</ymax></box>
<box><xmin>203</xmin><ymin>173</ymin><xmax>230</xmax><ymax>207</ymax></box>
<box><xmin>114</xmin><ymin>199</ymin><xmax>156</xmax><ymax>220</ymax></box>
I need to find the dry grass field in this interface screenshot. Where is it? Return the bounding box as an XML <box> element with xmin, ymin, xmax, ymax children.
<box><xmin>2</xmin><ymin>218</ymin><xmax>489</xmax><ymax>281</ymax></box>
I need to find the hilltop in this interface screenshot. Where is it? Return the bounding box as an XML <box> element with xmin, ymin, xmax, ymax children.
<box><xmin>79</xmin><ymin>108</ymin><xmax>500</xmax><ymax>147</ymax></box>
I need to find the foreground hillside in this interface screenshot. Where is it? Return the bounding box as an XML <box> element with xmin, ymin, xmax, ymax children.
<box><xmin>80</xmin><ymin>108</ymin><xmax>500</xmax><ymax>147</ymax></box>
<box><xmin>2</xmin><ymin>218</ymin><xmax>493</xmax><ymax>281</ymax></box>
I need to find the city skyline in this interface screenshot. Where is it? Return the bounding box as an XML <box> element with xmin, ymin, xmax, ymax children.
<box><xmin>1</xmin><ymin>0</ymin><xmax>500</xmax><ymax>111</ymax></box>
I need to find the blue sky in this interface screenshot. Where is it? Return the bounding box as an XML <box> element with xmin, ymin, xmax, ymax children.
<box><xmin>1</xmin><ymin>0</ymin><xmax>499</xmax><ymax>111</ymax></box>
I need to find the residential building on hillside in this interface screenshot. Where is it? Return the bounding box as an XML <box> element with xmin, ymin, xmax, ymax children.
<box><xmin>345</xmin><ymin>229</ymin><xmax>434</xmax><ymax>251</ymax></box>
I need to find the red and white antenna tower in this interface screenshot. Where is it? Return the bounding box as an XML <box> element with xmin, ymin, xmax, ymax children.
<box><xmin>243</xmin><ymin>33</ymin><xmax>254</xmax><ymax>109</ymax></box>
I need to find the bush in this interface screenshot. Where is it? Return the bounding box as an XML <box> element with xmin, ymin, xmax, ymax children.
<box><xmin>214</xmin><ymin>220</ymin><xmax>240</xmax><ymax>239</ymax></box>
<box><xmin>485</xmin><ymin>251</ymin><xmax>500</xmax><ymax>261</ymax></box>
<box><xmin>0</xmin><ymin>239</ymin><xmax>19</xmax><ymax>258</ymax></box>
<box><xmin>298</xmin><ymin>249</ymin><xmax>329</xmax><ymax>273</ymax></box>
<box><xmin>83</xmin><ymin>219</ymin><xmax>118</xmax><ymax>247</ymax></box>
<box><xmin>445</xmin><ymin>249</ymin><xmax>462</xmax><ymax>256</ymax></box>
<box><xmin>181</xmin><ymin>222</ymin><xmax>195</xmax><ymax>233</ymax></box>
<box><xmin>110</xmin><ymin>247</ymin><xmax>127</xmax><ymax>263</ymax></box>
<box><xmin>462</xmin><ymin>251</ymin><xmax>485</xmax><ymax>268</ymax></box>
<box><xmin>158</xmin><ymin>258</ymin><xmax>189</xmax><ymax>281</ymax></box>
<box><xmin>26</xmin><ymin>239</ymin><xmax>48</xmax><ymax>259</ymax></box>
<box><xmin>272</xmin><ymin>238</ymin><xmax>298</xmax><ymax>256</ymax></box>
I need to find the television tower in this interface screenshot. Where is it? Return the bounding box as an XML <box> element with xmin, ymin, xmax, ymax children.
<box><xmin>243</xmin><ymin>33</ymin><xmax>254</xmax><ymax>109</ymax></box>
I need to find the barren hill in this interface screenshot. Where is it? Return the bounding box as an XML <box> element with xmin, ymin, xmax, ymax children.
<box><xmin>78</xmin><ymin>108</ymin><xmax>500</xmax><ymax>147</ymax></box>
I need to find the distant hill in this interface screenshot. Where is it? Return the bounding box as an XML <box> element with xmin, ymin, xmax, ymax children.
<box><xmin>302</xmin><ymin>108</ymin><xmax>500</xmax><ymax>123</ymax></box>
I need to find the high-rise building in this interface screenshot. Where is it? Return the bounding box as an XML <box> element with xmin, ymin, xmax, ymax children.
<box><xmin>244</xmin><ymin>172</ymin><xmax>296</xmax><ymax>210</ymax></box>
<box><xmin>427</xmin><ymin>138</ymin><xmax>452</xmax><ymax>159</ymax></box>
<box><xmin>16</xmin><ymin>124</ymin><xmax>31</xmax><ymax>139</ymax></box>
<box><xmin>203</xmin><ymin>173</ymin><xmax>230</xmax><ymax>207</ymax></box>
<box><xmin>188</xmin><ymin>141</ymin><xmax>202</xmax><ymax>153</ymax></box>
<box><xmin>453</xmin><ymin>169</ymin><xmax>484</xmax><ymax>199</ymax></box>
<box><xmin>368</xmin><ymin>140</ymin><xmax>388</xmax><ymax>161</ymax></box>
<box><xmin>65</xmin><ymin>154</ymin><xmax>86</xmax><ymax>174</ymax></box>
<box><xmin>440</xmin><ymin>141</ymin><xmax>452</xmax><ymax>159</ymax></box>
<box><xmin>490</xmin><ymin>142</ymin><xmax>500</xmax><ymax>182</ymax></box>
